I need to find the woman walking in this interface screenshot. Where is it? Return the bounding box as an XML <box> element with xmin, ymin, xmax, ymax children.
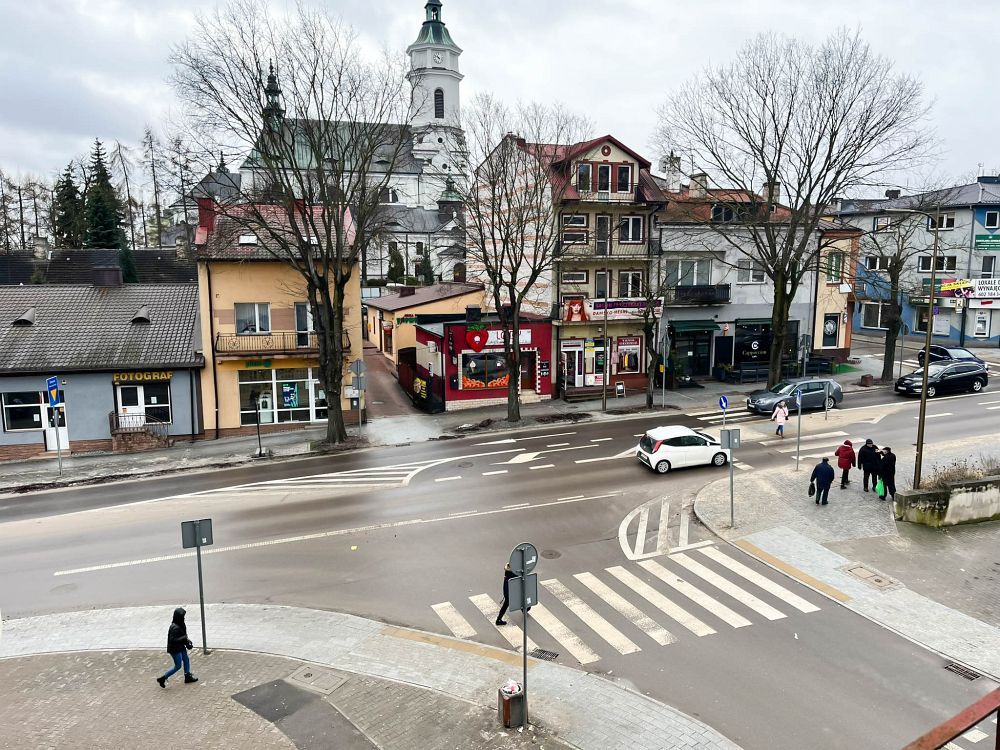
<box><xmin>771</xmin><ymin>401</ymin><xmax>790</xmax><ymax>438</ymax></box>
<box><xmin>156</xmin><ymin>607</ymin><xmax>198</xmax><ymax>688</ymax></box>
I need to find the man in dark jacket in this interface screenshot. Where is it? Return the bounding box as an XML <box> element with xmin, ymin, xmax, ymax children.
<box><xmin>857</xmin><ymin>439</ymin><xmax>880</xmax><ymax>492</ymax></box>
<box><xmin>495</xmin><ymin>564</ymin><xmax>516</xmax><ymax>625</ymax></box>
<box><xmin>156</xmin><ymin>607</ymin><xmax>198</xmax><ymax>688</ymax></box>
<box><xmin>879</xmin><ymin>447</ymin><xmax>897</xmax><ymax>501</ymax></box>
<box><xmin>834</xmin><ymin>440</ymin><xmax>856</xmax><ymax>489</ymax></box>
<box><xmin>810</xmin><ymin>457</ymin><xmax>835</xmax><ymax>505</ymax></box>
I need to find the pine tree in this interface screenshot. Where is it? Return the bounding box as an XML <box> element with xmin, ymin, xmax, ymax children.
<box><xmin>52</xmin><ymin>164</ymin><xmax>84</xmax><ymax>248</ymax></box>
<box><xmin>387</xmin><ymin>244</ymin><xmax>404</xmax><ymax>283</ymax></box>
<box><xmin>84</xmin><ymin>140</ymin><xmax>137</xmax><ymax>280</ymax></box>
<box><xmin>417</xmin><ymin>251</ymin><xmax>435</xmax><ymax>286</ymax></box>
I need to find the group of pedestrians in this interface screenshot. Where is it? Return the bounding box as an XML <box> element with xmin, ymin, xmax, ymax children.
<box><xmin>809</xmin><ymin>439</ymin><xmax>896</xmax><ymax>506</ymax></box>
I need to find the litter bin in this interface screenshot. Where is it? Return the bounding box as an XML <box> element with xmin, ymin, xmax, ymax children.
<box><xmin>860</xmin><ymin>374</ymin><xmax>874</xmax><ymax>388</ymax></box>
<box><xmin>497</xmin><ymin>682</ymin><xmax>524</xmax><ymax>728</ymax></box>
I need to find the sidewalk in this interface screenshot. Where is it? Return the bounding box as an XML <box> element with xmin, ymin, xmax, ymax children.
<box><xmin>0</xmin><ymin>362</ymin><xmax>885</xmax><ymax>495</ymax></box>
<box><xmin>693</xmin><ymin>434</ymin><xmax>1000</xmax><ymax>681</ymax></box>
<box><xmin>0</xmin><ymin>604</ymin><xmax>741</xmax><ymax>750</ymax></box>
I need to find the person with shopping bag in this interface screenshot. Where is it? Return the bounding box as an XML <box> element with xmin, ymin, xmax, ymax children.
<box><xmin>809</xmin><ymin>457</ymin><xmax>835</xmax><ymax>506</ymax></box>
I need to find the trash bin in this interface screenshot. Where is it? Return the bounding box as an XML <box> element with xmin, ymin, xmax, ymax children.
<box><xmin>497</xmin><ymin>681</ymin><xmax>524</xmax><ymax>728</ymax></box>
<box><xmin>860</xmin><ymin>374</ymin><xmax>874</xmax><ymax>387</ymax></box>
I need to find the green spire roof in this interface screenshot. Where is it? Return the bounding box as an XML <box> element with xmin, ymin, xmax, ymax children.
<box><xmin>411</xmin><ymin>0</ymin><xmax>458</xmax><ymax>50</ymax></box>
<box><xmin>438</xmin><ymin>176</ymin><xmax>463</xmax><ymax>204</ymax></box>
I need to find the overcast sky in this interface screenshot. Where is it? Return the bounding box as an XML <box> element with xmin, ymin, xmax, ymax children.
<box><xmin>1</xmin><ymin>0</ymin><xmax>995</xmax><ymax>188</ymax></box>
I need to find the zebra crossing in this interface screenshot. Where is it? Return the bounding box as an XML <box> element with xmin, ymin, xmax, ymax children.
<box><xmin>757</xmin><ymin>430</ymin><xmax>873</xmax><ymax>462</ymax></box>
<box><xmin>942</xmin><ymin>713</ymin><xmax>998</xmax><ymax>749</ymax></box>
<box><xmin>431</xmin><ymin>545</ymin><xmax>820</xmax><ymax>665</ymax></box>
<box><xmin>187</xmin><ymin>459</ymin><xmax>443</xmax><ymax>496</ymax></box>
<box><xmin>690</xmin><ymin>405</ymin><xmax>760</xmax><ymax>426</ymax></box>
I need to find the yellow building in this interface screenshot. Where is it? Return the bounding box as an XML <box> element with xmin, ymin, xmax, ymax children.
<box><xmin>195</xmin><ymin>214</ymin><xmax>363</xmax><ymax>438</ymax></box>
<box><xmin>813</xmin><ymin>221</ymin><xmax>862</xmax><ymax>361</ymax></box>
<box><xmin>365</xmin><ymin>282</ymin><xmax>485</xmax><ymax>365</ymax></box>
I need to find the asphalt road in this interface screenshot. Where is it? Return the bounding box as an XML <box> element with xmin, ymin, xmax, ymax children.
<box><xmin>2</xmin><ymin>386</ymin><xmax>999</xmax><ymax>749</ymax></box>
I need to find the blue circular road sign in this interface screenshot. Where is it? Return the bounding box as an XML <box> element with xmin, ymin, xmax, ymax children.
<box><xmin>794</xmin><ymin>388</ymin><xmax>803</xmax><ymax>404</ymax></box>
<box><xmin>718</xmin><ymin>395</ymin><xmax>728</xmax><ymax>410</ymax></box>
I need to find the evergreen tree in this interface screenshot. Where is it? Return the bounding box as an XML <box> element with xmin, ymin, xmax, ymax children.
<box><xmin>84</xmin><ymin>140</ymin><xmax>137</xmax><ymax>280</ymax></box>
<box><xmin>417</xmin><ymin>251</ymin><xmax>435</xmax><ymax>286</ymax></box>
<box><xmin>387</xmin><ymin>244</ymin><xmax>404</xmax><ymax>283</ymax></box>
<box><xmin>52</xmin><ymin>164</ymin><xmax>85</xmax><ymax>248</ymax></box>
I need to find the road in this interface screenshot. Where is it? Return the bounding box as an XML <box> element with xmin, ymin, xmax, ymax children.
<box><xmin>2</xmin><ymin>385</ymin><xmax>999</xmax><ymax>749</ymax></box>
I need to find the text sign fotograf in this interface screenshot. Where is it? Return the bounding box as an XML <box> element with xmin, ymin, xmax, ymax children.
<box><xmin>46</xmin><ymin>376</ymin><xmax>59</xmax><ymax>408</ymax></box>
<box><xmin>181</xmin><ymin>518</ymin><xmax>214</xmax><ymax>549</ymax></box>
<box><xmin>112</xmin><ymin>371</ymin><xmax>174</xmax><ymax>384</ymax></box>
<box><xmin>508</xmin><ymin>542</ymin><xmax>538</xmax><ymax>575</ymax></box>
<box><xmin>509</xmin><ymin>573</ymin><xmax>539</xmax><ymax>611</ymax></box>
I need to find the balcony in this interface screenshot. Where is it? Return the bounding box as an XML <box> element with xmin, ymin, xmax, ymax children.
<box><xmin>576</xmin><ymin>184</ymin><xmax>638</xmax><ymax>204</ymax></box>
<box><xmin>664</xmin><ymin>284</ymin><xmax>731</xmax><ymax>306</ymax></box>
<box><xmin>215</xmin><ymin>331</ymin><xmax>318</xmax><ymax>356</ymax></box>
<box><xmin>557</xmin><ymin>239</ymin><xmax>653</xmax><ymax>261</ymax></box>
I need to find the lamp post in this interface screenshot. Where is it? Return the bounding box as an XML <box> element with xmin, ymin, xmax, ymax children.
<box><xmin>250</xmin><ymin>389</ymin><xmax>264</xmax><ymax>458</ymax></box>
<box><xmin>885</xmin><ymin>207</ymin><xmax>942</xmax><ymax>490</ymax></box>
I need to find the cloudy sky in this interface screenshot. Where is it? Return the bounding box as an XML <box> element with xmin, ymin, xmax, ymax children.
<box><xmin>1</xmin><ymin>0</ymin><xmax>995</xmax><ymax>187</ymax></box>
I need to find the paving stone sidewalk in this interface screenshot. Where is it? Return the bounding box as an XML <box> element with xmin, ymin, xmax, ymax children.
<box><xmin>694</xmin><ymin>434</ymin><xmax>1000</xmax><ymax>681</ymax></box>
<box><xmin>0</xmin><ymin>603</ymin><xmax>742</xmax><ymax>750</ymax></box>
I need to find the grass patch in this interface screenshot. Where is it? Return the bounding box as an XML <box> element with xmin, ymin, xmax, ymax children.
<box><xmin>922</xmin><ymin>454</ymin><xmax>1000</xmax><ymax>490</ymax></box>
<box><xmin>833</xmin><ymin>363</ymin><xmax>863</xmax><ymax>374</ymax></box>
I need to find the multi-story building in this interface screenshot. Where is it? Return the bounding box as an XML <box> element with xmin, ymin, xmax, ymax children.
<box><xmin>812</xmin><ymin>221</ymin><xmax>862</xmax><ymax>362</ymax></box>
<box><xmin>835</xmin><ymin>177</ymin><xmax>1000</xmax><ymax>346</ymax></box>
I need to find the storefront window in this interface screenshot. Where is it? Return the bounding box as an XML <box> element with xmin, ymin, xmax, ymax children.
<box><xmin>733</xmin><ymin>321</ymin><xmax>799</xmax><ymax>364</ymax></box>
<box><xmin>460</xmin><ymin>353</ymin><xmax>508</xmax><ymax>389</ymax></box>
<box><xmin>2</xmin><ymin>391</ymin><xmax>44</xmax><ymax>431</ymax></box>
<box><xmin>275</xmin><ymin>368</ymin><xmax>310</xmax><ymax>423</ymax></box>
<box><xmin>617</xmin><ymin>337</ymin><xmax>642</xmax><ymax>374</ymax></box>
<box><xmin>239</xmin><ymin>370</ymin><xmax>274</xmax><ymax>426</ymax></box>
<box><xmin>143</xmin><ymin>383</ymin><xmax>171</xmax><ymax>423</ymax></box>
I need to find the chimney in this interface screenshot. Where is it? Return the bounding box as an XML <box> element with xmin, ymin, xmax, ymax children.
<box><xmin>92</xmin><ymin>264</ymin><xmax>123</xmax><ymax>287</ymax></box>
<box><xmin>31</xmin><ymin>235</ymin><xmax>50</xmax><ymax>260</ymax></box>
<box><xmin>689</xmin><ymin>172</ymin><xmax>708</xmax><ymax>199</ymax></box>
<box><xmin>884</xmin><ymin>189</ymin><xmax>901</xmax><ymax>200</ymax></box>
<box><xmin>398</xmin><ymin>286</ymin><xmax>416</xmax><ymax>297</ymax></box>
<box><xmin>175</xmin><ymin>233</ymin><xmax>191</xmax><ymax>259</ymax></box>
<box><xmin>765</xmin><ymin>181</ymin><xmax>781</xmax><ymax>205</ymax></box>
<box><xmin>465</xmin><ymin>305</ymin><xmax>481</xmax><ymax>322</ymax></box>
<box><xmin>659</xmin><ymin>153</ymin><xmax>683</xmax><ymax>192</ymax></box>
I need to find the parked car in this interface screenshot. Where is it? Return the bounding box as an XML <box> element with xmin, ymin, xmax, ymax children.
<box><xmin>916</xmin><ymin>345</ymin><xmax>989</xmax><ymax>371</ymax></box>
<box><xmin>745</xmin><ymin>377</ymin><xmax>843</xmax><ymax>415</ymax></box>
<box><xmin>894</xmin><ymin>361</ymin><xmax>989</xmax><ymax>398</ymax></box>
<box><xmin>636</xmin><ymin>425</ymin><xmax>729</xmax><ymax>474</ymax></box>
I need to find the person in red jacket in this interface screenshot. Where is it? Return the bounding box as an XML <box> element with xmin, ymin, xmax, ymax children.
<box><xmin>834</xmin><ymin>440</ymin><xmax>856</xmax><ymax>489</ymax></box>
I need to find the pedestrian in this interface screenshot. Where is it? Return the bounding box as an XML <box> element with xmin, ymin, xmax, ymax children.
<box><xmin>809</xmin><ymin>457</ymin><xmax>835</xmax><ymax>505</ymax></box>
<box><xmin>878</xmin><ymin>447</ymin><xmax>897</xmax><ymax>501</ymax></box>
<box><xmin>857</xmin><ymin>439</ymin><xmax>881</xmax><ymax>492</ymax></box>
<box><xmin>771</xmin><ymin>401</ymin><xmax>789</xmax><ymax>438</ymax></box>
<box><xmin>156</xmin><ymin>607</ymin><xmax>198</xmax><ymax>688</ymax></box>
<box><xmin>834</xmin><ymin>440</ymin><xmax>856</xmax><ymax>489</ymax></box>
<box><xmin>495</xmin><ymin>563</ymin><xmax>516</xmax><ymax>626</ymax></box>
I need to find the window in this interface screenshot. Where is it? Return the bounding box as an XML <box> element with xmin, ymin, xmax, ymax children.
<box><xmin>663</xmin><ymin>259</ymin><xmax>711</xmax><ymax>287</ymax></box>
<box><xmin>737</xmin><ymin>259</ymin><xmax>766</xmax><ymax>283</ymax></box>
<box><xmin>595</xmin><ymin>271</ymin><xmax>610</xmax><ymax>298</ymax></box>
<box><xmin>452</xmin><ymin>262</ymin><xmax>466</xmax><ymax>282</ymax></box>
<box><xmin>826</xmin><ymin>251</ymin><xmax>844</xmax><ymax>282</ymax></box>
<box><xmin>917</xmin><ymin>255</ymin><xmax>957</xmax><ymax>272</ymax></box>
<box><xmin>595</xmin><ymin>215</ymin><xmax>611</xmax><ymax>255</ymax></box>
<box><xmin>619</xmin><ymin>216</ymin><xmax>643</xmax><ymax>243</ymax></box>
<box><xmin>294</xmin><ymin>139</ymin><xmax>311</xmax><ymax>167</ymax></box>
<box><xmin>295</xmin><ymin>302</ymin><xmax>314</xmax><ymax>347</ymax></box>
<box><xmin>597</xmin><ymin>164</ymin><xmax>611</xmax><ymax>192</ymax></box>
<box><xmin>619</xmin><ymin>271</ymin><xmax>643</xmax><ymax>297</ymax></box>
<box><xmin>561</xmin><ymin>215</ymin><xmax>588</xmax><ymax>245</ymax></box>
<box><xmin>379</xmin><ymin>188</ymin><xmax>399</xmax><ymax>204</ymax></box>
<box><xmin>864</xmin><ymin>255</ymin><xmax>890</xmax><ymax>272</ymax></box>
<box><xmin>576</xmin><ymin>164</ymin><xmax>591</xmax><ymax>193</ymax></box>
<box><xmin>981</xmin><ymin>256</ymin><xmax>997</xmax><ymax>279</ymax></box>
<box><xmin>560</xmin><ymin>270</ymin><xmax>589</xmax><ymax>284</ymax></box>
<box><xmin>238</xmin><ymin>368</ymin><xmax>314</xmax><ymax>425</ymax></box>
<box><xmin>2</xmin><ymin>391</ymin><xmax>44</xmax><ymax>431</ymax></box>
<box><xmin>861</xmin><ymin>301</ymin><xmax>894</xmax><ymax>329</ymax></box>
<box><xmin>563</xmin><ymin>214</ymin><xmax>587</xmax><ymax>227</ymax></box>
<box><xmin>143</xmin><ymin>383</ymin><xmax>172</xmax><ymax>423</ymax></box>
<box><xmin>434</xmin><ymin>88</ymin><xmax>445</xmax><ymax>119</ymax></box>
<box><xmin>238</xmin><ymin>234</ymin><xmax>257</xmax><ymax>245</ymax></box>
<box><xmin>927</xmin><ymin>213</ymin><xmax>956</xmax><ymax>230</ymax></box>
<box><xmin>415</xmin><ymin>241</ymin><xmax>425</xmax><ymax>256</ymax></box>
<box><xmin>985</xmin><ymin>211</ymin><xmax>1000</xmax><ymax>230</ymax></box>
<box><xmin>616</xmin><ymin>165</ymin><xmax>631</xmax><ymax>193</ymax></box>
<box><xmin>460</xmin><ymin>353</ymin><xmax>508</xmax><ymax>389</ymax></box>
<box><xmin>235</xmin><ymin>302</ymin><xmax>271</xmax><ymax>334</ymax></box>
<box><xmin>873</xmin><ymin>216</ymin><xmax>894</xmax><ymax>232</ymax></box>
<box><xmin>711</xmin><ymin>204</ymin><xmax>735</xmax><ymax>223</ymax></box>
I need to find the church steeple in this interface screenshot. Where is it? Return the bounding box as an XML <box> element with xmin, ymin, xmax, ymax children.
<box><xmin>411</xmin><ymin>1</ymin><xmax>457</xmax><ymax>49</ymax></box>
<box><xmin>262</xmin><ymin>63</ymin><xmax>285</xmax><ymax>131</ymax></box>
<box><xmin>407</xmin><ymin>1</ymin><xmax>463</xmax><ymax>129</ymax></box>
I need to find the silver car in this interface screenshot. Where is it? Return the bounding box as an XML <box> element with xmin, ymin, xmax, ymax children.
<box><xmin>746</xmin><ymin>377</ymin><xmax>843</xmax><ymax>415</ymax></box>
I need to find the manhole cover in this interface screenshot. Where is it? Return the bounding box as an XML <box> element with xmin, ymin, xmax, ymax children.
<box><xmin>944</xmin><ymin>662</ymin><xmax>982</xmax><ymax>681</ymax></box>
<box><xmin>541</xmin><ymin>550</ymin><xmax>561</xmax><ymax>559</ymax></box>
<box><xmin>529</xmin><ymin>649</ymin><xmax>559</xmax><ymax>661</ymax></box>
<box><xmin>285</xmin><ymin>664</ymin><xmax>347</xmax><ymax>695</ymax></box>
<box><xmin>843</xmin><ymin>564</ymin><xmax>898</xmax><ymax>590</ymax></box>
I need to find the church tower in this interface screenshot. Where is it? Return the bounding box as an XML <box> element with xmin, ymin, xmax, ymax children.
<box><xmin>406</xmin><ymin>0</ymin><xmax>463</xmax><ymax>131</ymax></box>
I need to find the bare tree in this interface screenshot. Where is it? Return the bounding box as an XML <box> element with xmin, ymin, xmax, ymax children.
<box><xmin>142</xmin><ymin>127</ymin><xmax>166</xmax><ymax>247</ymax></box>
<box><xmin>164</xmin><ymin>133</ymin><xmax>195</xmax><ymax>226</ymax></box>
<box><xmin>656</xmin><ymin>28</ymin><xmax>934</xmax><ymax>386</ymax></box>
<box><xmin>458</xmin><ymin>94</ymin><xmax>589</xmax><ymax>421</ymax></box>
<box><xmin>111</xmin><ymin>141</ymin><xmax>140</xmax><ymax>251</ymax></box>
<box><xmin>171</xmin><ymin>0</ymin><xmax>414</xmax><ymax>445</ymax></box>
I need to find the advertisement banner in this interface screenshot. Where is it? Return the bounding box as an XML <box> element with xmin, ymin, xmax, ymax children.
<box><xmin>562</xmin><ymin>297</ymin><xmax>664</xmax><ymax>322</ymax></box>
<box><xmin>938</xmin><ymin>278</ymin><xmax>1000</xmax><ymax>299</ymax></box>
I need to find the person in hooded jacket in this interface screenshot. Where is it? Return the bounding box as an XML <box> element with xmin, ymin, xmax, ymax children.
<box><xmin>879</xmin><ymin>447</ymin><xmax>897</xmax><ymax>501</ymax></box>
<box><xmin>857</xmin><ymin>439</ymin><xmax>881</xmax><ymax>492</ymax></box>
<box><xmin>834</xmin><ymin>440</ymin><xmax>856</xmax><ymax>489</ymax></box>
<box><xmin>810</xmin><ymin>457</ymin><xmax>835</xmax><ymax>505</ymax></box>
<box><xmin>156</xmin><ymin>607</ymin><xmax>198</xmax><ymax>688</ymax></box>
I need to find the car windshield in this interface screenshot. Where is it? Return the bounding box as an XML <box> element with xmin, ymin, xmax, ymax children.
<box><xmin>767</xmin><ymin>381</ymin><xmax>795</xmax><ymax>394</ymax></box>
<box><xmin>947</xmin><ymin>348</ymin><xmax>973</xmax><ymax>358</ymax></box>
<box><xmin>639</xmin><ymin>435</ymin><xmax>655</xmax><ymax>452</ymax></box>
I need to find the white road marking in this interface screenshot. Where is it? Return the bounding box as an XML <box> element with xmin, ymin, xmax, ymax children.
<box><xmin>961</xmin><ymin>728</ymin><xmax>989</xmax><ymax>742</ymax></box>
<box><xmin>734</xmin><ymin>463</ymin><xmax>754</xmax><ymax>471</ymax></box>
<box><xmin>435</xmin><ymin>476</ymin><xmax>462</xmax><ymax>482</ymax></box>
<box><xmin>481</xmin><ymin>470</ymin><xmax>508</xmax><ymax>476</ymax></box>
<box><xmin>633</xmin><ymin>433</ymin><xmax>645</xmax><ymax>438</ymax></box>
<box><xmin>988</xmin><ymin>406</ymin><xmax>1000</xmax><ymax>411</ymax></box>
<box><xmin>688</xmin><ymin>408</ymin><xmax>734</xmax><ymax>417</ymax></box>
<box><xmin>448</xmin><ymin>510</ymin><xmax>477</xmax><ymax>517</ymax></box>
<box><xmin>54</xmin><ymin>492</ymin><xmax>623</xmax><ymax>576</ymax></box>
<box><xmin>775</xmin><ymin>438</ymin><xmax>862</xmax><ymax>454</ymax></box>
<box><xmin>915</xmin><ymin>413</ymin><xmax>952</xmax><ymax>419</ymax></box>
<box><xmin>546</xmin><ymin>443</ymin><xmax>570</xmax><ymax>447</ymax></box>
<box><xmin>759</xmin><ymin>431</ymin><xmax>847</xmax><ymax>447</ymax></box>
<box><xmin>503</xmin><ymin>503</ymin><xmax>530</xmax><ymax>509</ymax></box>
<box><xmin>573</xmin><ymin>572</ymin><xmax>676</xmax><ymax>645</ymax></box>
<box><xmin>541</xmin><ymin>579</ymin><xmax>640</xmax><ymax>655</ymax></box>
<box><xmin>606</xmin><ymin>566</ymin><xmax>715</xmax><ymax>636</ymax></box>
<box><xmin>529</xmin><ymin>464</ymin><xmax>555</xmax><ymax>470</ymax></box>
<box><xmin>670</xmin><ymin>554</ymin><xmax>786</xmax><ymax>621</ymax></box>
<box><xmin>469</xmin><ymin>594</ymin><xmax>537</xmax><ymax>652</ymax></box>
<box><xmin>475</xmin><ymin>431</ymin><xmax>577</xmax><ymax>446</ymax></box>
<box><xmin>589</xmin><ymin>437</ymin><xmax>614</xmax><ymax>443</ymax></box>
<box><xmin>699</xmin><ymin>547</ymin><xmax>820</xmax><ymax>613</ymax></box>
<box><xmin>676</xmin><ymin>503</ymin><xmax>688</xmax><ymax>548</ymax></box>
<box><xmin>638</xmin><ymin>560</ymin><xmax>752</xmax><ymax>628</ymax></box>
<box><xmin>505</xmin><ymin>445</ymin><xmax>595</xmax><ymax>464</ymax></box>
<box><xmin>432</xmin><ymin>602</ymin><xmax>477</xmax><ymax>639</ymax></box>
<box><xmin>558</xmin><ymin>495</ymin><xmax>584</xmax><ymax>501</ymax></box>
<box><xmin>575</xmin><ymin>447</ymin><xmax>638</xmax><ymax>464</ymax></box>
<box><xmin>529</xmin><ymin>603</ymin><xmax>601</xmax><ymax>665</ymax></box>
<box><xmin>657</xmin><ymin>499</ymin><xmax>672</xmax><ymax>553</ymax></box>
<box><xmin>977</xmin><ymin>399</ymin><xmax>1000</xmax><ymax>405</ymax></box>
<box><xmin>634</xmin><ymin>506</ymin><xmax>649</xmax><ymax>557</ymax></box>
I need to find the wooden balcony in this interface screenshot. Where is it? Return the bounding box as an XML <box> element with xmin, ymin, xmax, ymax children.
<box><xmin>215</xmin><ymin>331</ymin><xmax>318</xmax><ymax>355</ymax></box>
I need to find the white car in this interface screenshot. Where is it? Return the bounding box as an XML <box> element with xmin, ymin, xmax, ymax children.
<box><xmin>636</xmin><ymin>425</ymin><xmax>730</xmax><ymax>474</ymax></box>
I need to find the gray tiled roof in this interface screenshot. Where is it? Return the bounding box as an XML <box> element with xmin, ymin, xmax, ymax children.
<box><xmin>0</xmin><ymin>284</ymin><xmax>201</xmax><ymax>373</ymax></box>
<box><xmin>836</xmin><ymin>179</ymin><xmax>1000</xmax><ymax>215</ymax></box>
<box><xmin>0</xmin><ymin>247</ymin><xmax>197</xmax><ymax>285</ymax></box>
<box><xmin>365</xmin><ymin>282</ymin><xmax>483</xmax><ymax>312</ymax></box>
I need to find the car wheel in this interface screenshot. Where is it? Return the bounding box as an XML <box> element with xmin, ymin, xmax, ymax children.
<box><xmin>824</xmin><ymin>396</ymin><xmax>836</xmax><ymax>410</ymax></box>
<box><xmin>926</xmin><ymin>385</ymin><xmax>937</xmax><ymax>398</ymax></box>
<box><xmin>972</xmin><ymin>379</ymin><xmax>984</xmax><ymax>393</ymax></box>
<box><xmin>711</xmin><ymin>452</ymin><xmax>727</xmax><ymax>467</ymax></box>
<box><xmin>655</xmin><ymin>460</ymin><xmax>671</xmax><ymax>474</ymax></box>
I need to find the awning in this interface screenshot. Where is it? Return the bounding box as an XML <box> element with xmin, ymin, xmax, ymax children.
<box><xmin>670</xmin><ymin>320</ymin><xmax>720</xmax><ymax>332</ymax></box>
<box><xmin>735</xmin><ymin>318</ymin><xmax>772</xmax><ymax>326</ymax></box>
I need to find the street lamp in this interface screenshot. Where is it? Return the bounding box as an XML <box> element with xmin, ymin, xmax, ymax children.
<box><xmin>884</xmin><ymin>207</ymin><xmax>942</xmax><ymax>490</ymax></box>
<box><xmin>249</xmin><ymin>389</ymin><xmax>264</xmax><ymax>458</ymax></box>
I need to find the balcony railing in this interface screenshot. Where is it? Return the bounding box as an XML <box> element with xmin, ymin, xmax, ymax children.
<box><xmin>557</xmin><ymin>239</ymin><xmax>653</xmax><ymax>260</ymax></box>
<box><xmin>664</xmin><ymin>284</ymin><xmax>731</xmax><ymax>305</ymax></box>
<box><xmin>215</xmin><ymin>331</ymin><xmax>318</xmax><ymax>355</ymax></box>
<box><xmin>576</xmin><ymin>184</ymin><xmax>638</xmax><ymax>203</ymax></box>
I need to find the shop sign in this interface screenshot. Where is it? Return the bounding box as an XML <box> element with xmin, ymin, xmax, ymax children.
<box><xmin>113</xmin><ymin>370</ymin><xmax>174</xmax><ymax>384</ymax></box>
<box><xmin>485</xmin><ymin>328</ymin><xmax>532</xmax><ymax>347</ymax></box>
<box><xmin>538</xmin><ymin>360</ymin><xmax>551</xmax><ymax>377</ymax></box>
<box><xmin>396</xmin><ymin>315</ymin><xmax>418</xmax><ymax>325</ymax></box>
<box><xmin>562</xmin><ymin>297</ymin><xmax>663</xmax><ymax>322</ymax></box>
<box><xmin>975</xmin><ymin>234</ymin><xmax>1000</xmax><ymax>250</ymax></box>
<box><xmin>413</xmin><ymin>377</ymin><xmax>428</xmax><ymax>398</ymax></box>
<box><xmin>617</xmin><ymin>336</ymin><xmax>642</xmax><ymax>347</ymax></box>
<box><xmin>244</xmin><ymin>360</ymin><xmax>272</xmax><ymax>369</ymax></box>
<box><xmin>938</xmin><ymin>278</ymin><xmax>1000</xmax><ymax>299</ymax></box>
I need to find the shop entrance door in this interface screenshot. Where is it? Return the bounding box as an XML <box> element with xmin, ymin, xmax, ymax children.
<box><xmin>310</xmin><ymin>380</ymin><xmax>328</xmax><ymax>421</ymax></box>
<box><xmin>118</xmin><ymin>385</ymin><xmax>146</xmax><ymax>426</ymax></box>
<box><xmin>43</xmin><ymin>405</ymin><xmax>68</xmax><ymax>452</ymax></box>
<box><xmin>520</xmin><ymin>351</ymin><xmax>537</xmax><ymax>391</ymax></box>
<box><xmin>561</xmin><ymin>350</ymin><xmax>583</xmax><ymax>389</ymax></box>
<box><xmin>672</xmin><ymin>332</ymin><xmax>712</xmax><ymax>377</ymax></box>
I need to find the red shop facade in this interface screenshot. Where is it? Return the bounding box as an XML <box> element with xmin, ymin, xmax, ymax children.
<box><xmin>413</xmin><ymin>314</ymin><xmax>554</xmax><ymax>412</ymax></box>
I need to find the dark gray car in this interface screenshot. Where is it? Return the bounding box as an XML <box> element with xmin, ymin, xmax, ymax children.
<box><xmin>746</xmin><ymin>377</ymin><xmax>843</xmax><ymax>414</ymax></box>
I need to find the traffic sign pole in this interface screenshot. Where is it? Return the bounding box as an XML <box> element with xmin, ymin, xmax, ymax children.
<box><xmin>521</xmin><ymin>545</ymin><xmax>529</xmax><ymax>729</ymax></box>
<box><xmin>795</xmin><ymin>389</ymin><xmax>803</xmax><ymax>472</ymax></box>
<box><xmin>719</xmin><ymin>395</ymin><xmax>728</xmax><ymax>428</ymax></box>
<box><xmin>46</xmin><ymin>376</ymin><xmax>63</xmax><ymax>477</ymax></box>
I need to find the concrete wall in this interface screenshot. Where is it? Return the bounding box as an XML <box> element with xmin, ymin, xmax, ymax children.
<box><xmin>895</xmin><ymin>475</ymin><xmax>1000</xmax><ymax>527</ymax></box>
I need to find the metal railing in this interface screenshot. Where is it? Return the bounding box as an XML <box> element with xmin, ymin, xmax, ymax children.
<box><xmin>576</xmin><ymin>185</ymin><xmax>638</xmax><ymax>203</ymax></box>
<box><xmin>664</xmin><ymin>284</ymin><xmax>731</xmax><ymax>305</ymax></box>
<box><xmin>215</xmin><ymin>331</ymin><xmax>318</xmax><ymax>354</ymax></box>
<box><xmin>108</xmin><ymin>411</ymin><xmax>170</xmax><ymax>441</ymax></box>
<box><xmin>557</xmin><ymin>239</ymin><xmax>654</xmax><ymax>260</ymax></box>
<box><xmin>902</xmin><ymin>687</ymin><xmax>999</xmax><ymax>749</ymax></box>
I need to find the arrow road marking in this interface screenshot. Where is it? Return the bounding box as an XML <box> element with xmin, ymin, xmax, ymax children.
<box><xmin>575</xmin><ymin>447</ymin><xmax>637</xmax><ymax>464</ymax></box>
<box><xmin>503</xmin><ymin>445</ymin><xmax>595</xmax><ymax>464</ymax></box>
<box><xmin>475</xmin><ymin>432</ymin><xmax>576</xmax><ymax>446</ymax></box>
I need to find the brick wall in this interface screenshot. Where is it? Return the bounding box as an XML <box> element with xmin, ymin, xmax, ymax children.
<box><xmin>68</xmin><ymin>439</ymin><xmax>114</xmax><ymax>454</ymax></box>
<box><xmin>0</xmin><ymin>443</ymin><xmax>47</xmax><ymax>461</ymax></box>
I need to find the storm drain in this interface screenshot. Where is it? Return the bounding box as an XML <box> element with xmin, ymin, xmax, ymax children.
<box><xmin>843</xmin><ymin>564</ymin><xmax>898</xmax><ymax>590</ymax></box>
<box><xmin>529</xmin><ymin>649</ymin><xmax>559</xmax><ymax>661</ymax></box>
<box><xmin>285</xmin><ymin>664</ymin><xmax>348</xmax><ymax>695</ymax></box>
<box><xmin>944</xmin><ymin>662</ymin><xmax>983</xmax><ymax>681</ymax></box>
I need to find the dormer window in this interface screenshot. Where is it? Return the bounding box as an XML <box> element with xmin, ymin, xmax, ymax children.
<box><xmin>616</xmin><ymin>165</ymin><xmax>632</xmax><ymax>193</ymax></box>
<box><xmin>131</xmin><ymin>305</ymin><xmax>150</xmax><ymax>325</ymax></box>
<box><xmin>711</xmin><ymin>204</ymin><xmax>736</xmax><ymax>223</ymax></box>
<box><xmin>238</xmin><ymin>234</ymin><xmax>257</xmax><ymax>245</ymax></box>
<box><xmin>577</xmin><ymin>163</ymin><xmax>591</xmax><ymax>193</ymax></box>
<box><xmin>12</xmin><ymin>307</ymin><xmax>35</xmax><ymax>327</ymax></box>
